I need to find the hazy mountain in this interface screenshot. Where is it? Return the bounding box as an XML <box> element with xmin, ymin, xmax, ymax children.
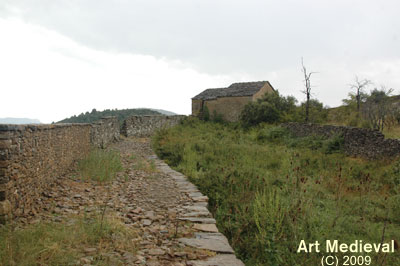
<box><xmin>149</xmin><ymin>109</ymin><xmax>178</xmax><ymax>116</ymax></box>
<box><xmin>0</xmin><ymin>118</ymin><xmax>42</xmax><ymax>124</ymax></box>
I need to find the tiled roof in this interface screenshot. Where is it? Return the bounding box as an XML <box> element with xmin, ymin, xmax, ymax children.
<box><xmin>192</xmin><ymin>81</ymin><xmax>272</xmax><ymax>100</ymax></box>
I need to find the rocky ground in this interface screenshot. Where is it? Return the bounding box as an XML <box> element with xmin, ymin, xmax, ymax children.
<box><xmin>13</xmin><ymin>137</ymin><xmax>243</xmax><ymax>266</ymax></box>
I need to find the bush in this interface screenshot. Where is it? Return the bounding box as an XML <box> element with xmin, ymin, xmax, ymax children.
<box><xmin>299</xmin><ymin>99</ymin><xmax>328</xmax><ymax>123</ymax></box>
<box><xmin>240</xmin><ymin>90</ymin><xmax>299</xmax><ymax>127</ymax></box>
<box><xmin>322</xmin><ymin>134</ymin><xmax>344</xmax><ymax>154</ymax></box>
<box><xmin>211</xmin><ymin>110</ymin><xmax>225</xmax><ymax>123</ymax></box>
<box><xmin>199</xmin><ymin>105</ymin><xmax>210</xmax><ymax>121</ymax></box>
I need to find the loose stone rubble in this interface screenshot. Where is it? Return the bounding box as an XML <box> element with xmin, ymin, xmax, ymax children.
<box><xmin>10</xmin><ymin>137</ymin><xmax>243</xmax><ymax>266</ymax></box>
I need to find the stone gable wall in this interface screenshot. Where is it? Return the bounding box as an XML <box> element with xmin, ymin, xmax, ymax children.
<box><xmin>121</xmin><ymin>115</ymin><xmax>185</xmax><ymax>137</ymax></box>
<box><xmin>0</xmin><ymin>117</ymin><xmax>120</xmax><ymax>223</ymax></box>
<box><xmin>204</xmin><ymin>96</ymin><xmax>252</xmax><ymax>122</ymax></box>
<box><xmin>282</xmin><ymin>122</ymin><xmax>400</xmax><ymax>159</ymax></box>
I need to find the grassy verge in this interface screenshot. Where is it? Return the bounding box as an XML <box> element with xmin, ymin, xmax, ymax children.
<box><xmin>0</xmin><ymin>214</ymin><xmax>138</xmax><ymax>266</ymax></box>
<box><xmin>152</xmin><ymin>118</ymin><xmax>400</xmax><ymax>266</ymax></box>
<box><xmin>78</xmin><ymin>149</ymin><xmax>123</xmax><ymax>182</ymax></box>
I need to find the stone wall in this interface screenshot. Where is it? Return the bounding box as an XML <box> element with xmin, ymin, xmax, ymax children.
<box><xmin>121</xmin><ymin>115</ymin><xmax>185</xmax><ymax>137</ymax></box>
<box><xmin>282</xmin><ymin>122</ymin><xmax>400</xmax><ymax>159</ymax></box>
<box><xmin>91</xmin><ymin>116</ymin><xmax>120</xmax><ymax>148</ymax></box>
<box><xmin>0</xmin><ymin>117</ymin><xmax>120</xmax><ymax>223</ymax></box>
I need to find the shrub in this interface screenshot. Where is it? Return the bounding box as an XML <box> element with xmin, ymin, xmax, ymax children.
<box><xmin>322</xmin><ymin>134</ymin><xmax>344</xmax><ymax>154</ymax></box>
<box><xmin>199</xmin><ymin>105</ymin><xmax>210</xmax><ymax>121</ymax></box>
<box><xmin>211</xmin><ymin>110</ymin><xmax>225</xmax><ymax>123</ymax></box>
<box><xmin>240</xmin><ymin>90</ymin><xmax>299</xmax><ymax>127</ymax></box>
<box><xmin>299</xmin><ymin>99</ymin><xmax>328</xmax><ymax>123</ymax></box>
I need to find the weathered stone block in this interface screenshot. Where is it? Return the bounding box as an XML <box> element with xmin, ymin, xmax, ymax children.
<box><xmin>0</xmin><ymin>149</ymin><xmax>9</xmax><ymax>160</ymax></box>
<box><xmin>0</xmin><ymin>191</ymin><xmax>5</xmax><ymax>201</ymax></box>
<box><xmin>0</xmin><ymin>200</ymin><xmax>11</xmax><ymax>215</ymax></box>
<box><xmin>0</xmin><ymin>139</ymin><xmax>12</xmax><ymax>149</ymax></box>
<box><xmin>0</xmin><ymin>168</ymin><xmax>7</xmax><ymax>178</ymax></box>
<box><xmin>0</xmin><ymin>183</ymin><xmax>6</xmax><ymax>200</ymax></box>
<box><xmin>0</xmin><ymin>214</ymin><xmax>11</xmax><ymax>224</ymax></box>
<box><xmin>0</xmin><ymin>133</ymin><xmax>10</xmax><ymax>140</ymax></box>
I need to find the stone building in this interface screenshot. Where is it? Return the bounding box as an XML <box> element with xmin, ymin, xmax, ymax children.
<box><xmin>192</xmin><ymin>81</ymin><xmax>275</xmax><ymax>122</ymax></box>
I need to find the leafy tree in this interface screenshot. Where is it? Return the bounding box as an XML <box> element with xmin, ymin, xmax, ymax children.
<box><xmin>240</xmin><ymin>90</ymin><xmax>299</xmax><ymax>127</ymax></box>
<box><xmin>299</xmin><ymin>99</ymin><xmax>328</xmax><ymax>124</ymax></box>
<box><xmin>361</xmin><ymin>87</ymin><xmax>394</xmax><ymax>131</ymax></box>
<box><xmin>342</xmin><ymin>91</ymin><xmax>369</xmax><ymax>109</ymax></box>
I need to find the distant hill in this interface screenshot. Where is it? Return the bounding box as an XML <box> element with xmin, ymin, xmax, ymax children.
<box><xmin>149</xmin><ymin>109</ymin><xmax>177</xmax><ymax>116</ymax></box>
<box><xmin>0</xmin><ymin>118</ymin><xmax>41</xmax><ymax>124</ymax></box>
<box><xmin>57</xmin><ymin>108</ymin><xmax>164</xmax><ymax>124</ymax></box>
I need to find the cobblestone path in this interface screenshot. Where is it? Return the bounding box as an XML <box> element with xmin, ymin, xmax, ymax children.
<box><xmin>21</xmin><ymin>137</ymin><xmax>243</xmax><ymax>265</ymax></box>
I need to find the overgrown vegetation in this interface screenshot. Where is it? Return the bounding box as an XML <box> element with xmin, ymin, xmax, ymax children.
<box><xmin>57</xmin><ymin>108</ymin><xmax>162</xmax><ymax>124</ymax></box>
<box><xmin>78</xmin><ymin>149</ymin><xmax>123</xmax><ymax>182</ymax></box>
<box><xmin>152</xmin><ymin>118</ymin><xmax>400</xmax><ymax>265</ymax></box>
<box><xmin>240</xmin><ymin>90</ymin><xmax>328</xmax><ymax>127</ymax></box>
<box><xmin>0</xmin><ymin>214</ymin><xmax>138</xmax><ymax>265</ymax></box>
<box><xmin>240</xmin><ymin>91</ymin><xmax>300</xmax><ymax>127</ymax></box>
<box><xmin>329</xmin><ymin>87</ymin><xmax>400</xmax><ymax>134</ymax></box>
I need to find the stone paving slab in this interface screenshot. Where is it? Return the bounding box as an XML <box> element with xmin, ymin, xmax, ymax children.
<box><xmin>183</xmin><ymin>206</ymin><xmax>209</xmax><ymax>212</ymax></box>
<box><xmin>182</xmin><ymin>211</ymin><xmax>212</xmax><ymax>217</ymax></box>
<box><xmin>178</xmin><ymin>217</ymin><xmax>217</xmax><ymax>224</ymax></box>
<box><xmin>178</xmin><ymin>232</ymin><xmax>234</xmax><ymax>253</ymax></box>
<box><xmin>193</xmin><ymin>223</ymin><xmax>219</xmax><ymax>233</ymax></box>
<box><xmin>188</xmin><ymin>254</ymin><xmax>245</xmax><ymax>266</ymax></box>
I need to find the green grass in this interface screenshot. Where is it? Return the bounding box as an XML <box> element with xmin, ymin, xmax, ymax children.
<box><xmin>0</xmin><ymin>214</ymin><xmax>137</xmax><ymax>266</ymax></box>
<box><xmin>78</xmin><ymin>149</ymin><xmax>123</xmax><ymax>182</ymax></box>
<box><xmin>152</xmin><ymin>118</ymin><xmax>400</xmax><ymax>266</ymax></box>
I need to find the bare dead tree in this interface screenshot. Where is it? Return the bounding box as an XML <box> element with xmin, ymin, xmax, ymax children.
<box><xmin>301</xmin><ymin>58</ymin><xmax>317</xmax><ymax>122</ymax></box>
<box><xmin>349</xmin><ymin>76</ymin><xmax>372</xmax><ymax>112</ymax></box>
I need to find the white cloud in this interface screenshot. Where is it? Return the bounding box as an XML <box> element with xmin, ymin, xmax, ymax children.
<box><xmin>1</xmin><ymin>1</ymin><xmax>400</xmax><ymax>123</ymax></box>
<box><xmin>0</xmin><ymin>18</ymin><xmax>242</xmax><ymax>123</ymax></box>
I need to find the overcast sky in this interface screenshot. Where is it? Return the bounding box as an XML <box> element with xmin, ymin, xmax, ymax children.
<box><xmin>1</xmin><ymin>0</ymin><xmax>399</xmax><ymax>123</ymax></box>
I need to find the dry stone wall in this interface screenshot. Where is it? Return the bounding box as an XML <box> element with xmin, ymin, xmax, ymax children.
<box><xmin>282</xmin><ymin>122</ymin><xmax>400</xmax><ymax>159</ymax></box>
<box><xmin>0</xmin><ymin>117</ymin><xmax>120</xmax><ymax>223</ymax></box>
<box><xmin>91</xmin><ymin>116</ymin><xmax>120</xmax><ymax>148</ymax></box>
<box><xmin>121</xmin><ymin>115</ymin><xmax>185</xmax><ymax>137</ymax></box>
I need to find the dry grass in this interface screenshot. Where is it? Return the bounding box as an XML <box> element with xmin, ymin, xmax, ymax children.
<box><xmin>130</xmin><ymin>154</ymin><xmax>158</xmax><ymax>173</ymax></box>
<box><xmin>0</xmin><ymin>212</ymin><xmax>138</xmax><ymax>266</ymax></box>
<box><xmin>78</xmin><ymin>149</ymin><xmax>123</xmax><ymax>183</ymax></box>
<box><xmin>383</xmin><ymin>125</ymin><xmax>400</xmax><ymax>139</ymax></box>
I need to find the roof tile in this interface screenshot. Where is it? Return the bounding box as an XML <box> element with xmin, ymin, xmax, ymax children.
<box><xmin>192</xmin><ymin>81</ymin><xmax>271</xmax><ymax>100</ymax></box>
